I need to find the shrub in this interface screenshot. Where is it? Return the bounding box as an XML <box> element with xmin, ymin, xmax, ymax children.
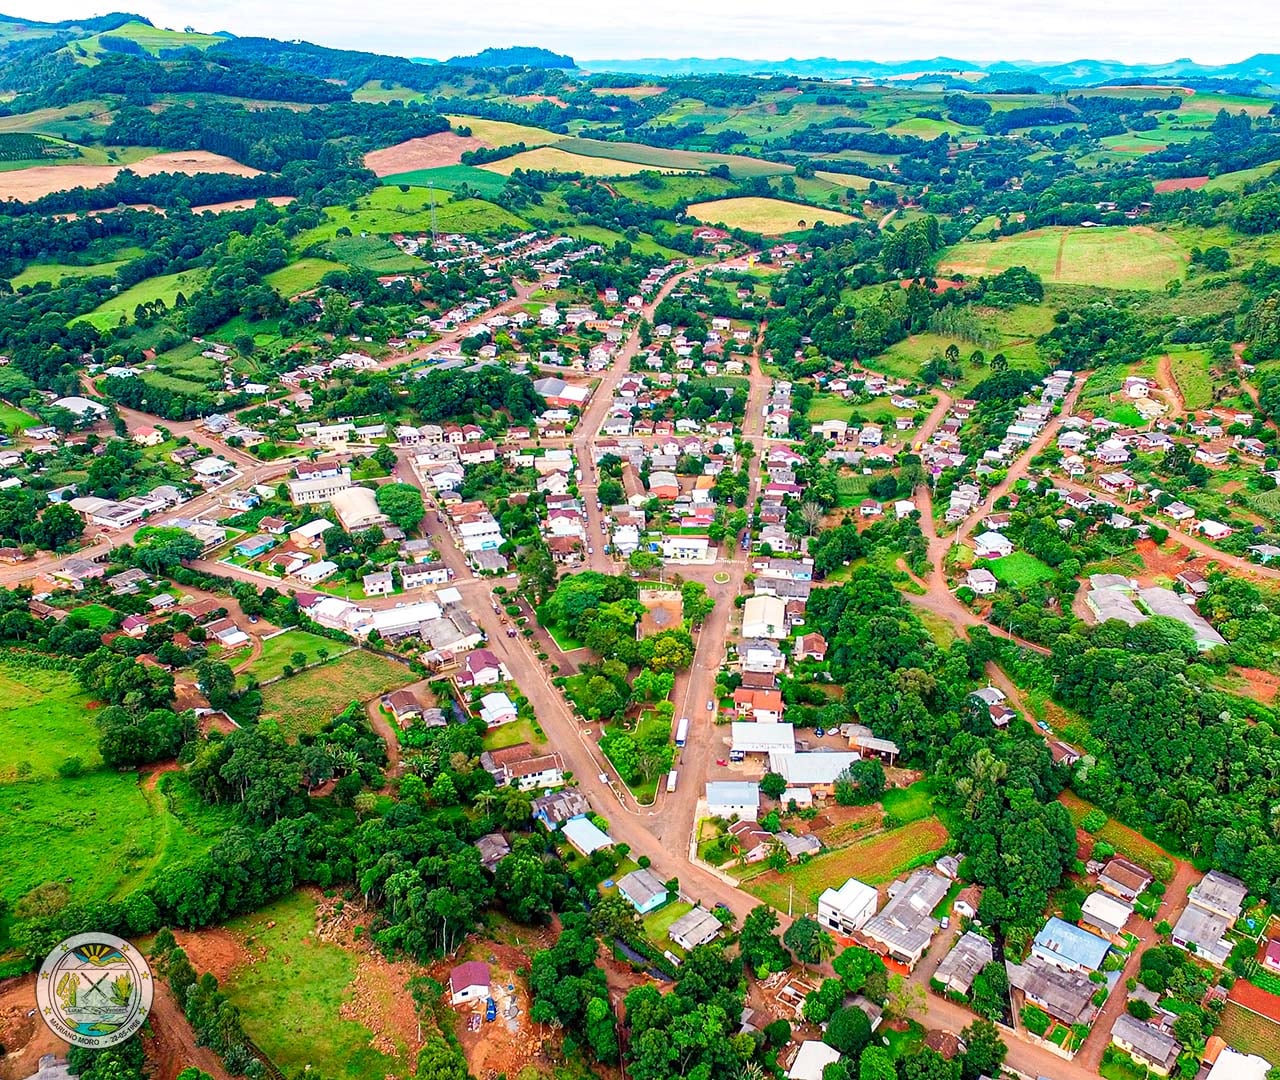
<box><xmin>1020</xmin><ymin>1005</ymin><xmax>1051</xmax><ymax>1036</ymax></box>
<box><xmin>1081</xmin><ymin>808</ymin><xmax>1108</xmax><ymax>833</ymax></box>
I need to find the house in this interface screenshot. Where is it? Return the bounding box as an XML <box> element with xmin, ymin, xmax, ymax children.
<box><xmin>733</xmin><ymin>687</ymin><xmax>784</xmax><ymax>723</ymax></box>
<box><xmin>706</xmin><ymin>781</ymin><xmax>760</xmax><ymax>820</ymax></box>
<box><xmin>742</xmin><ymin>595</ymin><xmax>788</xmax><ymax>639</ymax></box>
<box><xmin>532</xmin><ymin>790</ymin><xmax>591</xmax><ymax>830</ymax></box>
<box><xmin>766</xmin><ymin>750</ymin><xmax>862</xmax><ymax>796</ymax></box>
<box><xmin>291</xmin><ymin>519</ymin><xmax>335</xmax><ymax>548</ymax></box>
<box><xmin>861</xmin><ymin>870</ymin><xmax>950</xmax><ymax>968</ymax></box>
<box><xmin>288</xmin><ymin>470</ymin><xmax>352</xmax><ymax>505</ymax></box>
<box><xmin>934</xmin><ymin>932</ymin><xmax>995</xmax><ymax>996</ymax></box>
<box><xmin>730</xmin><ymin>722</ymin><xmax>796</xmax><ymax>759</ymax></box>
<box><xmin>728</xmin><ymin>820</ymin><xmax>776</xmax><ymax>863</ymax></box>
<box><xmin>331</xmin><ymin>486</ymin><xmax>389</xmax><ymax>532</ymax></box>
<box><xmin>295</xmin><ymin>560</ymin><xmax>339</xmax><ymax>584</ymax></box>
<box><xmin>456</xmin><ymin>648</ymin><xmax>509</xmax><ymax>688</ymax></box>
<box><xmin>402</xmin><ymin>562</ymin><xmax>449</xmax><ymax>589</ymax></box>
<box><xmin>1175</xmin><ymin>569</ymin><xmax>1209</xmax><ymax>596</ymax></box>
<box><xmin>363</xmin><ymin>570</ymin><xmax>395</xmax><ymax>597</ymax></box>
<box><xmin>1198</xmin><ymin>519</ymin><xmax>1233</xmax><ymax>541</ymax></box>
<box><xmin>448</xmin><ymin>961</ymin><xmax>490</xmax><ymax>1005</ymax></box>
<box><xmin>1163</xmin><ymin>501</ymin><xmax>1195</xmax><ymax>522</ymax></box>
<box><xmin>965</xmin><ymin>568</ymin><xmax>998</xmax><ymax>595</ymax></box>
<box><xmin>1171</xmin><ymin>870</ymin><xmax>1248</xmax><ymax>966</ymax></box>
<box><xmin>1010</xmin><ymin>953</ymin><xmax>1100</xmax><ymax>1025</ymax></box>
<box><xmin>1111</xmin><ymin>1014</ymin><xmax>1180</xmax><ymax>1076</ymax></box>
<box><xmin>206</xmin><ymin>618</ymin><xmax>249</xmax><ymax>648</ymax></box>
<box><xmin>474</xmin><ymin>833</ymin><xmax>510</xmax><ymax>873</ymax></box>
<box><xmin>794</xmin><ymin>633</ymin><xmax>827</xmax><ymax>661</ymax></box>
<box><xmin>1205</xmin><ymin>1049</ymin><xmax>1272</xmax><ymax>1080</ymax></box>
<box><xmin>788</xmin><ymin>1042</ymin><xmax>842</xmax><ymax>1080</ymax></box>
<box><xmin>384</xmin><ymin>690</ymin><xmax>423</xmax><ymax>724</ymax></box>
<box><xmin>616</xmin><ymin>868</ymin><xmax>668</xmax><ymax>914</ymax></box>
<box><xmin>1099</xmin><ymin>857</ymin><xmax>1153</xmax><ymax>903</ymax></box>
<box><xmin>1081</xmin><ymin>891</ymin><xmax>1134</xmax><ymax>941</ymax></box>
<box><xmin>817</xmin><ymin>877</ymin><xmax>878</xmax><ymax>936</ymax></box>
<box><xmin>1032</xmin><ymin>916</ymin><xmax>1110</xmax><ymax>973</ymax></box>
<box><xmin>776</xmin><ymin>832</ymin><xmax>821</xmax><ymax>861</ymax></box>
<box><xmin>503</xmin><ymin>751</ymin><xmax>566</xmax><ymax>791</ymax></box>
<box><xmin>132</xmin><ymin>426</ymin><xmax>164</xmax><ymax>446</ymax></box>
<box><xmin>479</xmin><ymin>691</ymin><xmax>518</xmax><ymax>728</ymax></box>
<box><xmin>1264</xmin><ymin>939</ymin><xmax>1280</xmax><ymax>972</ymax></box>
<box><xmin>669</xmin><ymin>907</ymin><xmax>723</xmax><ymax>950</ymax></box>
<box><xmin>561</xmin><ymin>814</ymin><xmax>613</xmax><ymax>855</ymax></box>
<box><xmin>741</xmin><ymin>640</ymin><xmax>786</xmax><ymax>673</ymax></box>
<box><xmin>973</xmin><ymin>531</ymin><xmax>1013</xmax><ymax>559</ymax></box>
<box><xmin>121</xmin><ymin>614</ymin><xmax>149</xmax><ymax>638</ymax></box>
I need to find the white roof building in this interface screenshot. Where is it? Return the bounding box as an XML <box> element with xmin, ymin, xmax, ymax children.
<box><xmin>818</xmin><ymin>878</ymin><xmax>878</xmax><ymax>935</ymax></box>
<box><xmin>788</xmin><ymin>1042</ymin><xmax>842</xmax><ymax>1080</ymax></box>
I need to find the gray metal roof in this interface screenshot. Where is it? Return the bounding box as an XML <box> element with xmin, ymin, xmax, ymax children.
<box><xmin>934</xmin><ymin>931</ymin><xmax>994</xmax><ymax>994</ymax></box>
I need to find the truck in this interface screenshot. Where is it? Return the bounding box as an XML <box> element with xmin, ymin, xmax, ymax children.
<box><xmin>666</xmin><ymin>770</ymin><xmax>678</xmax><ymax>793</ymax></box>
<box><xmin>675</xmin><ymin>716</ymin><xmax>690</xmax><ymax>747</ymax></box>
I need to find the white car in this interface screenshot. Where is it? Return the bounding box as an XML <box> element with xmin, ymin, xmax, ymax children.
<box><xmin>707</xmin><ymin>699</ymin><xmax>715</xmax><ymax>711</ymax></box>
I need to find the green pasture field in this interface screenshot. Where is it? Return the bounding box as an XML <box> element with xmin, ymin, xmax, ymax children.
<box><xmin>0</xmin><ymin>661</ymin><xmax>102</xmax><ymax>778</ymax></box>
<box><xmin>248</xmin><ymin>630</ymin><xmax>349</xmax><ymax>683</ymax></box>
<box><xmin>379</xmin><ymin>164</ymin><xmax>508</xmax><ymax>198</ymax></box>
<box><xmin>687</xmin><ymin>196</ymin><xmax>854</xmax><ymax>234</ymax></box>
<box><xmin>560</xmin><ymin>223</ymin><xmax>686</xmax><ymax>259</ymax></box>
<box><xmin>885</xmin><ymin>117</ymin><xmax>976</xmax><ymax>139</ymax></box>
<box><xmin>68</xmin><ymin>20</ymin><xmax>227</xmax><ymax>63</ymax></box>
<box><xmin>9</xmin><ymin>253</ymin><xmax>138</xmax><ymax>288</ymax></box>
<box><xmin>1204</xmin><ymin>160</ymin><xmax>1280</xmax><ymax>190</ymax></box>
<box><xmin>939</xmin><ymin>226</ymin><xmax>1187</xmax><ymax>291</ymax></box>
<box><xmin>264</xmin><ymin>258</ymin><xmax>344</xmax><ymax>297</ymax></box>
<box><xmin>225</xmin><ymin>891</ymin><xmax>411</xmax><ymax>1080</ymax></box>
<box><xmin>988</xmin><ymin>552</ymin><xmax>1056</xmax><ymax>587</ymax></box>
<box><xmin>813</xmin><ymin>169</ymin><xmax>876</xmax><ymax>192</ymax></box>
<box><xmin>74</xmin><ymin>268</ymin><xmax>208</xmax><ymax>330</ymax></box>
<box><xmin>317</xmin><ymin>235</ymin><xmax>423</xmax><ymax>274</ymax></box>
<box><xmin>0</xmin><ymin>100</ymin><xmax>113</xmax><ymax>139</ymax></box>
<box><xmin>259</xmin><ymin>648</ymin><xmax>410</xmax><ymax>738</ymax></box>
<box><xmin>353</xmin><ymin>81</ymin><xmax>431</xmax><ymax>105</ymax></box>
<box><xmin>1167</xmin><ymin>347</ymin><xmax>1213</xmax><ymax>411</ymax></box>
<box><xmin>297</xmin><ymin>190</ymin><xmax>528</xmax><ymax>244</ymax></box>
<box><xmin>613</xmin><ymin>173</ymin><xmax>736</xmax><ymax>208</ymax></box>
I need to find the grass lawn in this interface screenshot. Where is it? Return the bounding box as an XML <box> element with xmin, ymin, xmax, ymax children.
<box><xmin>320</xmin><ymin>235</ymin><xmax>423</xmax><ymax>273</ymax></box>
<box><xmin>1105</xmin><ymin>403</ymin><xmax>1147</xmax><ymax>427</ymax></box>
<box><xmin>225</xmin><ymin>891</ymin><xmax>410</xmax><ymax>1080</ymax></box>
<box><xmin>544</xmin><ymin>619</ymin><xmax>585</xmax><ymax>652</ymax></box>
<box><xmin>687</xmin><ymin>196</ymin><xmax>855</xmax><ymax>234</ymax></box>
<box><xmin>1217</xmin><ymin>1001</ymin><xmax>1280</xmax><ymax>1063</ymax></box>
<box><xmin>884</xmin><ymin>1021</ymin><xmax>925</xmax><ymax>1061</ymax></box>
<box><xmin>641</xmin><ymin>900</ymin><xmax>694</xmax><ymax>947</ymax></box>
<box><xmin>880</xmin><ymin>780</ymin><xmax>936</xmax><ymax>825</ymax></box>
<box><xmin>988</xmin><ymin>551</ymin><xmax>1057</xmax><ymax>587</ymax></box>
<box><xmin>248</xmin><ymin>629</ymin><xmax>347</xmax><ymax>683</ymax></box>
<box><xmin>741</xmin><ymin>818</ymin><xmax>949</xmax><ymax>912</ymax></box>
<box><xmin>0</xmin><ymin>661</ymin><xmax>101</xmax><ymax>777</ymax></box>
<box><xmin>73</xmin><ymin>602</ymin><xmax>117</xmax><ymax>630</ymax></box>
<box><xmin>482</xmin><ymin>716</ymin><xmax>547</xmax><ymax>750</ymax></box>
<box><xmin>0</xmin><ymin>401</ymin><xmax>37</xmax><ymax>431</ymax></box>
<box><xmin>264</xmin><ymin>258</ymin><xmax>344</xmax><ymax>298</ymax></box>
<box><xmin>1203</xmin><ymin>160</ymin><xmax>1280</xmax><ymax>191</ymax></box>
<box><xmin>916</xmin><ymin>609</ymin><xmax>960</xmax><ymax>648</ymax></box>
<box><xmin>807</xmin><ymin>392</ymin><xmax>853</xmax><ymax>423</ymax></box>
<box><xmin>259</xmin><ymin>649</ymin><xmax>411</xmax><ymax>738</ymax></box>
<box><xmin>1167</xmin><ymin>347</ymin><xmax>1213</xmax><ymax>411</ymax></box>
<box><xmin>74</xmin><ymin>268</ymin><xmax>208</xmax><ymax>330</ymax></box>
<box><xmin>939</xmin><ymin>226</ymin><xmax>1188</xmax><ymax>291</ymax></box>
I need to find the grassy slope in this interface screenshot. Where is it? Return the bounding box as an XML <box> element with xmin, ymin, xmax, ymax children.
<box><xmin>74</xmin><ymin>268</ymin><xmax>208</xmax><ymax>330</ymax></box>
<box><xmin>687</xmin><ymin>196</ymin><xmax>855</xmax><ymax>233</ymax></box>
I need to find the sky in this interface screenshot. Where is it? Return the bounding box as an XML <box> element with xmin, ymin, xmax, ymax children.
<box><xmin>7</xmin><ymin>0</ymin><xmax>1280</xmax><ymax>64</ymax></box>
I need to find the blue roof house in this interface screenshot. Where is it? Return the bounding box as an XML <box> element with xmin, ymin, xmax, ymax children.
<box><xmin>1032</xmin><ymin>916</ymin><xmax>1111</xmax><ymax>973</ymax></box>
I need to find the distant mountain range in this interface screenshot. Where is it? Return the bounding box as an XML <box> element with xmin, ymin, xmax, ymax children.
<box><xmin>577</xmin><ymin>53</ymin><xmax>1280</xmax><ymax>89</ymax></box>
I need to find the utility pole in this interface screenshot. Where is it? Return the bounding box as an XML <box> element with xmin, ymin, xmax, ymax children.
<box><xmin>427</xmin><ymin>181</ymin><xmax>438</xmax><ymax>250</ymax></box>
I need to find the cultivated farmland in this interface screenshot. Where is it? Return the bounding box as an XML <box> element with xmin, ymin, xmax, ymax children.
<box><xmin>264</xmin><ymin>258</ymin><xmax>344</xmax><ymax>298</ymax></box>
<box><xmin>480</xmin><ymin>146</ymin><xmax>692</xmax><ymax>177</ymax></box>
<box><xmin>741</xmin><ymin>817</ymin><xmax>949</xmax><ymax>912</ymax></box>
<box><xmin>939</xmin><ymin>226</ymin><xmax>1188</xmax><ymax>291</ymax></box>
<box><xmin>687</xmin><ymin>196</ymin><xmax>855</xmax><ymax>234</ymax></box>
<box><xmin>259</xmin><ymin>648</ymin><xmax>411</xmax><ymax>737</ymax></box>
<box><xmin>0</xmin><ymin>150</ymin><xmax>258</xmax><ymax>201</ymax></box>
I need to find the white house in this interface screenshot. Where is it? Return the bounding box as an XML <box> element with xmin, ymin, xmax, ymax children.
<box><xmin>817</xmin><ymin>877</ymin><xmax>878</xmax><ymax>935</ymax></box>
<box><xmin>965</xmin><ymin>567</ymin><xmax>998</xmax><ymax>595</ymax></box>
<box><xmin>742</xmin><ymin>594</ymin><xmax>788</xmax><ymax>639</ymax></box>
<box><xmin>788</xmin><ymin>1042</ymin><xmax>842</xmax><ymax>1080</ymax></box>
<box><xmin>973</xmin><ymin>531</ymin><xmax>1013</xmax><ymax>559</ymax></box>
<box><xmin>479</xmin><ymin>691</ymin><xmax>518</xmax><ymax>727</ymax></box>
<box><xmin>705</xmin><ymin>781</ymin><xmax>760</xmax><ymax>820</ymax></box>
<box><xmin>448</xmin><ymin>961</ymin><xmax>490</xmax><ymax>1005</ymax></box>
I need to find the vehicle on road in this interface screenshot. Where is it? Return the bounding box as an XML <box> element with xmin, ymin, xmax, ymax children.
<box><xmin>941</xmin><ymin>916</ymin><xmax>950</xmax><ymax>930</ymax></box>
<box><xmin>675</xmin><ymin>716</ymin><xmax>690</xmax><ymax>747</ymax></box>
<box><xmin>1037</xmin><ymin>720</ymin><xmax>1050</xmax><ymax>731</ymax></box>
<box><xmin>707</xmin><ymin>698</ymin><xmax>715</xmax><ymax>711</ymax></box>
<box><xmin>716</xmin><ymin>759</ymin><xmax>727</xmax><ymax>767</ymax></box>
<box><xmin>666</xmin><ymin>770</ymin><xmax>678</xmax><ymax>793</ymax></box>
<box><xmin>815</xmin><ymin>727</ymin><xmax>825</xmax><ymax>737</ymax></box>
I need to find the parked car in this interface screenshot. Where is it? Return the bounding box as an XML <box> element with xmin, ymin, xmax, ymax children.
<box><xmin>707</xmin><ymin>698</ymin><xmax>715</xmax><ymax>711</ymax></box>
<box><xmin>485</xmin><ymin>998</ymin><xmax>497</xmax><ymax>1022</ymax></box>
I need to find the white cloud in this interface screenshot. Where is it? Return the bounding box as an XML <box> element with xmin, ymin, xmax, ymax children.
<box><xmin>7</xmin><ymin>0</ymin><xmax>1279</xmax><ymax>65</ymax></box>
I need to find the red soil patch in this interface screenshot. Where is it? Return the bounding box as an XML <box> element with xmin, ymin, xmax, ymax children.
<box><xmin>1231</xmin><ymin>666</ymin><xmax>1280</xmax><ymax>702</ymax></box>
<box><xmin>363</xmin><ymin>132</ymin><xmax>484</xmax><ymax>176</ymax></box>
<box><xmin>1134</xmin><ymin>538</ymin><xmax>1197</xmax><ymax>579</ymax></box>
<box><xmin>0</xmin><ymin>974</ymin><xmax>65</xmax><ymax>1080</ymax></box>
<box><xmin>1154</xmin><ymin>176</ymin><xmax>1208</xmax><ymax>193</ymax></box>
<box><xmin>172</xmin><ymin>926</ymin><xmax>253</xmax><ymax>984</ymax></box>
<box><xmin>1229</xmin><ymin>978</ymin><xmax>1280</xmax><ymax>1024</ymax></box>
<box><xmin>900</xmin><ymin>277</ymin><xmax>966</xmax><ymax>293</ymax></box>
